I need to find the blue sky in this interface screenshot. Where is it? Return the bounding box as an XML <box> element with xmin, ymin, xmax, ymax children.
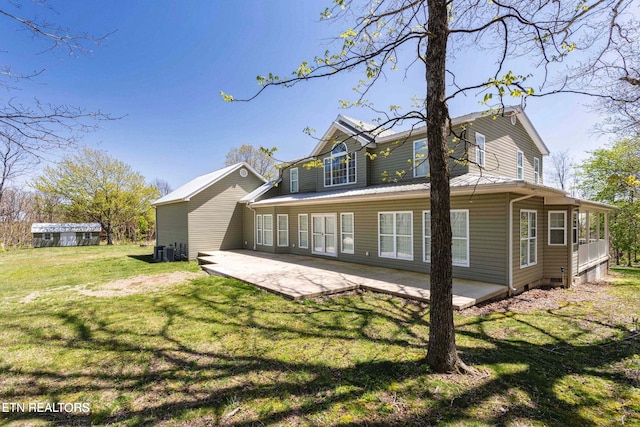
<box><xmin>4</xmin><ymin>1</ymin><xmax>612</xmax><ymax>189</ymax></box>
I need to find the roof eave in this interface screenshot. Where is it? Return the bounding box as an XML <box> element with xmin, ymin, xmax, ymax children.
<box><xmin>372</xmin><ymin>107</ymin><xmax>551</xmax><ymax>157</ymax></box>
<box><xmin>310</xmin><ymin>116</ymin><xmax>377</xmax><ymax>157</ymax></box>
<box><xmin>181</xmin><ymin>162</ymin><xmax>265</xmax><ymax>200</ymax></box>
<box><xmin>249</xmin><ymin>180</ymin><xmax>570</xmax><ymax>208</ymax></box>
<box><xmin>152</xmin><ymin>198</ymin><xmax>189</xmax><ymax>207</ymax></box>
<box><xmin>544</xmin><ymin>196</ymin><xmax>617</xmax><ymax>211</ymax></box>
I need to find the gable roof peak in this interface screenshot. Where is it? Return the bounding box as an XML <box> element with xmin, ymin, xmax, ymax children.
<box><xmin>311</xmin><ymin>114</ymin><xmax>397</xmax><ymax>156</ymax></box>
<box><xmin>310</xmin><ymin>106</ymin><xmax>550</xmax><ymax>158</ymax></box>
<box><xmin>152</xmin><ymin>162</ymin><xmax>265</xmax><ymax>206</ymax></box>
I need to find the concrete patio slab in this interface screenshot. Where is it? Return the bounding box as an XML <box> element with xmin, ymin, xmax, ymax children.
<box><xmin>198</xmin><ymin>250</ymin><xmax>508</xmax><ymax>309</ymax></box>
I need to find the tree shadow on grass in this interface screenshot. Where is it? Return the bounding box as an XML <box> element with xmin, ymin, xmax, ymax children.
<box><xmin>0</xmin><ymin>279</ymin><xmax>638</xmax><ymax>426</ymax></box>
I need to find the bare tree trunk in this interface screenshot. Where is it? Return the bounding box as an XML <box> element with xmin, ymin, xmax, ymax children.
<box><xmin>424</xmin><ymin>0</ymin><xmax>469</xmax><ymax>374</ymax></box>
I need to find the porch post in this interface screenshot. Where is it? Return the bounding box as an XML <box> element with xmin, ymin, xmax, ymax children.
<box><xmin>605</xmin><ymin>212</ymin><xmax>609</xmax><ymax>257</ymax></box>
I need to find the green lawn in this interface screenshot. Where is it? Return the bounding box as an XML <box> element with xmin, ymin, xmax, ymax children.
<box><xmin>0</xmin><ymin>246</ymin><xmax>638</xmax><ymax>426</ymax></box>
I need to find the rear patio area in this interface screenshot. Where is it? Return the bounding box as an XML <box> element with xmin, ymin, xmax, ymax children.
<box><xmin>197</xmin><ymin>250</ymin><xmax>508</xmax><ymax>309</ymax></box>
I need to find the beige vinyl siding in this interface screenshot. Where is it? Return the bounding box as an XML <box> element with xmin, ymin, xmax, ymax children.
<box><xmin>368</xmin><ymin>131</ymin><xmax>469</xmax><ymax>186</ymax></box>
<box><xmin>298</xmin><ymin>164</ymin><xmax>317</xmax><ymax>193</ymax></box>
<box><xmin>253</xmin><ymin>193</ymin><xmax>510</xmax><ymax>285</ymax></box>
<box><xmin>449</xmin><ymin>134</ymin><xmax>470</xmax><ymax>178</ymax></box>
<box><xmin>511</xmin><ymin>196</ymin><xmax>545</xmax><ymax>290</ymax></box>
<box><xmin>281</xmin><ymin>163</ymin><xmax>316</xmax><ymax>194</ymax></box>
<box><xmin>468</xmin><ymin>114</ymin><xmax>544</xmax><ymax>182</ymax></box>
<box><xmin>187</xmin><ymin>172</ymin><xmax>264</xmax><ymax>259</ymax></box>
<box><xmin>243</xmin><ymin>205</ymin><xmax>255</xmax><ymax>249</ymax></box>
<box><xmin>156</xmin><ymin>202</ymin><xmax>188</xmax><ymax>251</ymax></box>
<box><xmin>368</xmin><ymin>139</ymin><xmax>416</xmax><ymax>186</ymax></box>
<box><xmin>451</xmin><ymin>193</ymin><xmax>509</xmax><ymax>285</ymax></box>
<box><xmin>543</xmin><ymin>206</ymin><xmax>572</xmax><ymax>284</ymax></box>
<box><xmin>280</xmin><ymin>168</ymin><xmax>292</xmax><ymax>194</ymax></box>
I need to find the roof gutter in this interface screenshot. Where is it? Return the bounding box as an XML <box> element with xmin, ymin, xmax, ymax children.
<box><xmin>508</xmin><ymin>192</ymin><xmax>537</xmax><ymax>294</ymax></box>
<box><xmin>247</xmin><ymin>204</ymin><xmax>257</xmax><ymax>250</ymax></box>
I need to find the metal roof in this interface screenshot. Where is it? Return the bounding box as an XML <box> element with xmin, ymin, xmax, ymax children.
<box><xmin>239</xmin><ymin>179</ymin><xmax>281</xmax><ymax>203</ymax></box>
<box><xmin>152</xmin><ymin>162</ymin><xmax>266</xmax><ymax>206</ymax></box>
<box><xmin>31</xmin><ymin>223</ymin><xmax>102</xmax><ymax>233</ymax></box>
<box><xmin>248</xmin><ymin>173</ymin><xmax>570</xmax><ymax>207</ymax></box>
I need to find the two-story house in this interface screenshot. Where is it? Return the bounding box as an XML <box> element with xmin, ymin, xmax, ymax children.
<box><xmin>154</xmin><ymin>106</ymin><xmax>612</xmax><ymax>293</ymax></box>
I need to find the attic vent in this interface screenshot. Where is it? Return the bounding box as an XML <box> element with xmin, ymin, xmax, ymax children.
<box><xmin>511</xmin><ymin>115</ymin><xmax>517</xmax><ymax>125</ymax></box>
<box><xmin>239</xmin><ymin>168</ymin><xmax>248</xmax><ymax>177</ymax></box>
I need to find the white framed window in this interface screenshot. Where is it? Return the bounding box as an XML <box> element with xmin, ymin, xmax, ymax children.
<box><xmin>520</xmin><ymin>210</ymin><xmax>537</xmax><ymax>267</ymax></box>
<box><xmin>451</xmin><ymin>210</ymin><xmax>470</xmax><ymax>267</ymax></box>
<box><xmin>83</xmin><ymin>232</ymin><xmax>92</xmax><ymax>240</ymax></box>
<box><xmin>534</xmin><ymin>157</ymin><xmax>540</xmax><ymax>184</ymax></box>
<box><xmin>340</xmin><ymin>213</ymin><xmax>354</xmax><ymax>254</ymax></box>
<box><xmin>423</xmin><ymin>211</ymin><xmax>431</xmax><ymax>263</ymax></box>
<box><xmin>277</xmin><ymin>214</ymin><xmax>288</xmax><ymax>247</ymax></box>
<box><xmin>379</xmin><ymin>211</ymin><xmax>413</xmax><ymax>260</ymax></box>
<box><xmin>298</xmin><ymin>214</ymin><xmax>308</xmax><ymax>249</ymax></box>
<box><xmin>43</xmin><ymin>233</ymin><xmax>53</xmax><ymax>241</ymax></box>
<box><xmin>413</xmin><ymin>139</ymin><xmax>429</xmax><ymax>177</ymax></box>
<box><xmin>323</xmin><ymin>143</ymin><xmax>356</xmax><ymax>187</ymax></box>
<box><xmin>423</xmin><ymin>210</ymin><xmax>469</xmax><ymax>267</ymax></box>
<box><xmin>548</xmin><ymin>211</ymin><xmax>567</xmax><ymax>246</ymax></box>
<box><xmin>263</xmin><ymin>214</ymin><xmax>273</xmax><ymax>246</ymax></box>
<box><xmin>517</xmin><ymin>151</ymin><xmax>524</xmax><ymax>180</ymax></box>
<box><xmin>475</xmin><ymin>132</ymin><xmax>485</xmax><ymax>168</ymax></box>
<box><xmin>290</xmin><ymin>168</ymin><xmax>299</xmax><ymax>193</ymax></box>
<box><xmin>256</xmin><ymin>215</ymin><xmax>263</xmax><ymax>245</ymax></box>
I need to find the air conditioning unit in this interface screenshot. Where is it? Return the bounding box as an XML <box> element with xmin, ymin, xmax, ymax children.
<box><xmin>153</xmin><ymin>245</ymin><xmax>165</xmax><ymax>261</ymax></box>
<box><xmin>164</xmin><ymin>246</ymin><xmax>175</xmax><ymax>262</ymax></box>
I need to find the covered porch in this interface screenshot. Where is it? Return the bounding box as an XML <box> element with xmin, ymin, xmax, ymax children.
<box><xmin>573</xmin><ymin>207</ymin><xmax>611</xmax><ymax>283</ymax></box>
<box><xmin>197</xmin><ymin>250</ymin><xmax>508</xmax><ymax>309</ymax></box>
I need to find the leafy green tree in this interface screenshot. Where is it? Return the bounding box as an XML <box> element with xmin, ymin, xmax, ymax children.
<box><xmin>33</xmin><ymin>149</ymin><xmax>159</xmax><ymax>245</ymax></box>
<box><xmin>224</xmin><ymin>0</ymin><xmax>635</xmax><ymax>373</ymax></box>
<box><xmin>609</xmin><ymin>202</ymin><xmax>640</xmax><ymax>266</ymax></box>
<box><xmin>579</xmin><ymin>138</ymin><xmax>640</xmax><ymax>204</ymax></box>
<box><xmin>578</xmin><ymin>137</ymin><xmax>640</xmax><ymax>265</ymax></box>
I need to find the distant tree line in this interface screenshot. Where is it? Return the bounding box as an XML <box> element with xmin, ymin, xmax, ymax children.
<box><xmin>0</xmin><ymin>148</ymin><xmax>170</xmax><ymax>249</ymax></box>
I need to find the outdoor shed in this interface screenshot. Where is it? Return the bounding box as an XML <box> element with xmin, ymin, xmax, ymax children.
<box><xmin>152</xmin><ymin>162</ymin><xmax>265</xmax><ymax>260</ymax></box>
<box><xmin>31</xmin><ymin>223</ymin><xmax>102</xmax><ymax>248</ymax></box>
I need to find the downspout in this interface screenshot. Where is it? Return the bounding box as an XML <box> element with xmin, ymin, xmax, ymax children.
<box><xmin>508</xmin><ymin>192</ymin><xmax>536</xmax><ymax>294</ymax></box>
<box><xmin>247</xmin><ymin>202</ymin><xmax>257</xmax><ymax>250</ymax></box>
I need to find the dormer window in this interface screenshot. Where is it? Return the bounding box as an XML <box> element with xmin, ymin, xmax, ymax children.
<box><xmin>290</xmin><ymin>167</ymin><xmax>299</xmax><ymax>193</ymax></box>
<box><xmin>475</xmin><ymin>133</ymin><xmax>486</xmax><ymax>167</ymax></box>
<box><xmin>517</xmin><ymin>150</ymin><xmax>524</xmax><ymax>180</ymax></box>
<box><xmin>413</xmin><ymin>139</ymin><xmax>429</xmax><ymax>177</ymax></box>
<box><xmin>324</xmin><ymin>142</ymin><xmax>356</xmax><ymax>187</ymax></box>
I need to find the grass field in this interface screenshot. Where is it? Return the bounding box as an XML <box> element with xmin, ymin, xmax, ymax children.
<box><xmin>0</xmin><ymin>245</ymin><xmax>638</xmax><ymax>426</ymax></box>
